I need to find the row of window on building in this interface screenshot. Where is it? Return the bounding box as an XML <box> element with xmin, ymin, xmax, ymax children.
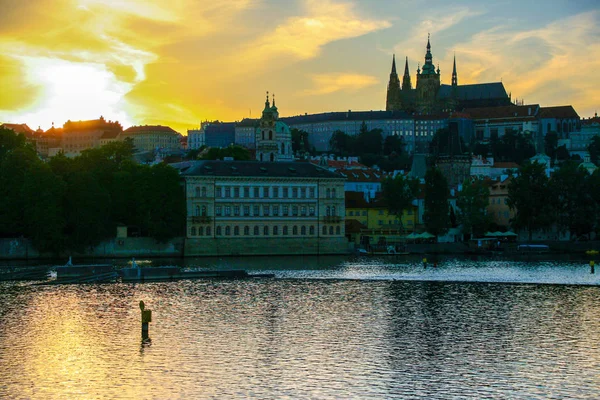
<box><xmin>195</xmin><ymin>205</ymin><xmax>339</xmax><ymax>217</ymax></box>
<box><xmin>190</xmin><ymin>225</ymin><xmax>342</xmax><ymax>236</ymax></box>
<box><xmin>194</xmin><ymin>186</ymin><xmax>338</xmax><ymax>199</ymax></box>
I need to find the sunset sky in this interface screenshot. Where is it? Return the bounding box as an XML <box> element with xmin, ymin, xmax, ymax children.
<box><xmin>1</xmin><ymin>0</ymin><xmax>599</xmax><ymax>134</ymax></box>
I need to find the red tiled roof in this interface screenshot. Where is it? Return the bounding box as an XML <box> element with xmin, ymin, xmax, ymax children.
<box><xmin>582</xmin><ymin>116</ymin><xmax>600</xmax><ymax>126</ymax></box>
<box><xmin>100</xmin><ymin>131</ymin><xmax>120</xmax><ymax>139</ymax></box>
<box><xmin>538</xmin><ymin>106</ymin><xmax>579</xmax><ymax>119</ymax></box>
<box><xmin>345</xmin><ymin>219</ymin><xmax>367</xmax><ymax>233</ymax></box>
<box><xmin>308</xmin><ymin>159</ymin><xmax>366</xmax><ymax>169</ymax></box>
<box><xmin>464</xmin><ymin>104</ymin><xmax>540</xmax><ymax>120</ymax></box>
<box><xmin>1</xmin><ymin>123</ymin><xmax>34</xmax><ymax>134</ymax></box>
<box><xmin>493</xmin><ymin>162</ymin><xmax>520</xmax><ymax>169</ymax></box>
<box><xmin>345</xmin><ymin>191</ymin><xmax>370</xmax><ymax>208</ymax></box>
<box><xmin>337</xmin><ymin>168</ymin><xmax>390</xmax><ymax>182</ymax></box>
<box><xmin>124</xmin><ymin>125</ymin><xmax>178</xmax><ymax>134</ymax></box>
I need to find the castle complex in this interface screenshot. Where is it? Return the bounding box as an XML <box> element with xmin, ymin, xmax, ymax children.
<box><xmin>386</xmin><ymin>36</ymin><xmax>512</xmax><ymax>114</ymax></box>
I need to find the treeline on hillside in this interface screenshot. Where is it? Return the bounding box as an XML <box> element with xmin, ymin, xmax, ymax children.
<box><xmin>0</xmin><ymin>128</ymin><xmax>186</xmax><ymax>255</ymax></box>
<box><xmin>327</xmin><ymin>122</ymin><xmax>410</xmax><ymax>171</ymax></box>
<box><xmin>381</xmin><ymin>161</ymin><xmax>600</xmax><ymax>240</ymax></box>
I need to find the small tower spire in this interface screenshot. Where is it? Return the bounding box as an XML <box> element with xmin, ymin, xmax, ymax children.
<box><xmin>265</xmin><ymin>91</ymin><xmax>270</xmax><ymax>108</ymax></box>
<box><xmin>272</xmin><ymin>93</ymin><xmax>276</xmax><ymax>107</ymax></box>
<box><xmin>452</xmin><ymin>53</ymin><xmax>458</xmax><ymax>86</ymax></box>
<box><xmin>391</xmin><ymin>54</ymin><xmax>397</xmax><ymax>74</ymax></box>
<box><xmin>402</xmin><ymin>56</ymin><xmax>412</xmax><ymax>91</ymax></box>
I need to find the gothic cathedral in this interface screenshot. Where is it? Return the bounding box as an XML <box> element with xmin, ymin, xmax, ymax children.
<box><xmin>386</xmin><ymin>36</ymin><xmax>509</xmax><ymax>114</ymax></box>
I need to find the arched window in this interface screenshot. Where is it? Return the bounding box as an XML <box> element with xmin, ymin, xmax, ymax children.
<box><xmin>201</xmin><ymin>206</ymin><xmax>207</xmax><ymax>216</ymax></box>
<box><xmin>326</xmin><ymin>188</ymin><xmax>331</xmax><ymax>198</ymax></box>
<box><xmin>332</xmin><ymin>206</ymin><xmax>336</xmax><ymax>216</ymax></box>
<box><xmin>563</xmin><ymin>122</ymin><xmax>567</xmax><ymax>133</ymax></box>
<box><xmin>244</xmin><ymin>226</ymin><xmax>250</xmax><ymax>235</ymax></box>
<box><xmin>332</xmin><ymin>188</ymin><xmax>336</xmax><ymax>198</ymax></box>
<box><xmin>225</xmin><ymin>226</ymin><xmax>231</xmax><ymax>236</ymax></box>
<box><xmin>254</xmin><ymin>226</ymin><xmax>259</xmax><ymax>236</ymax></box>
<box><xmin>201</xmin><ymin>187</ymin><xmax>207</xmax><ymax>197</ymax></box>
<box><xmin>234</xmin><ymin>226</ymin><xmax>240</xmax><ymax>236</ymax></box>
<box><xmin>216</xmin><ymin>226</ymin><xmax>222</xmax><ymax>236</ymax></box>
<box><xmin>263</xmin><ymin>131</ymin><xmax>266</xmax><ymax>140</ymax></box>
<box><xmin>301</xmin><ymin>226</ymin><xmax>306</xmax><ymax>235</ymax></box>
<box><xmin>293</xmin><ymin>226</ymin><xmax>298</xmax><ymax>235</ymax></box>
<box><xmin>269</xmin><ymin>130</ymin><xmax>273</xmax><ymax>140</ymax></box>
<box><xmin>283</xmin><ymin>226</ymin><xmax>288</xmax><ymax>235</ymax></box>
<box><xmin>557</xmin><ymin>123</ymin><xmax>562</xmax><ymax>133</ymax></box>
<box><xmin>199</xmin><ymin>226</ymin><xmax>204</xmax><ymax>236</ymax></box>
<box><xmin>264</xmin><ymin>226</ymin><xmax>269</xmax><ymax>235</ymax></box>
<box><xmin>195</xmin><ymin>187</ymin><xmax>201</xmax><ymax>197</ymax></box>
<box><xmin>191</xmin><ymin>226</ymin><xmax>196</xmax><ymax>236</ymax></box>
<box><xmin>281</xmin><ymin>142</ymin><xmax>285</xmax><ymax>154</ymax></box>
<box><xmin>329</xmin><ymin>226</ymin><xmax>334</xmax><ymax>235</ymax></box>
<box><xmin>195</xmin><ymin>205</ymin><xmax>200</xmax><ymax>217</ymax></box>
<box><xmin>326</xmin><ymin>206</ymin><xmax>330</xmax><ymax>216</ymax></box>
<box><xmin>547</xmin><ymin>123</ymin><xmax>551</xmax><ymax>133</ymax></box>
<box><xmin>270</xmin><ymin>153</ymin><xmax>274</xmax><ymax>162</ymax></box>
<box><xmin>206</xmin><ymin>227</ymin><xmax>211</xmax><ymax>236</ymax></box>
<box><xmin>273</xmin><ymin>226</ymin><xmax>279</xmax><ymax>235</ymax></box>
<box><xmin>322</xmin><ymin>226</ymin><xmax>327</xmax><ymax>235</ymax></box>
<box><xmin>336</xmin><ymin>226</ymin><xmax>341</xmax><ymax>235</ymax></box>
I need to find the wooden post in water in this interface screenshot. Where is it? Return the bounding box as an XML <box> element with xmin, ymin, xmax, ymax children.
<box><xmin>139</xmin><ymin>301</ymin><xmax>152</xmax><ymax>341</ymax></box>
<box><xmin>590</xmin><ymin>260</ymin><xmax>595</xmax><ymax>274</ymax></box>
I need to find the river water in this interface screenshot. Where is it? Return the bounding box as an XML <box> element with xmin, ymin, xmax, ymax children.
<box><xmin>1</xmin><ymin>256</ymin><xmax>599</xmax><ymax>399</ymax></box>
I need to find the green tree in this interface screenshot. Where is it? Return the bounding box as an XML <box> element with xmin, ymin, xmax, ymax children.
<box><xmin>507</xmin><ymin>162</ymin><xmax>554</xmax><ymax>240</ymax></box>
<box><xmin>556</xmin><ymin>145</ymin><xmax>570</xmax><ymax>161</ymax></box>
<box><xmin>0</xmin><ymin>147</ymin><xmax>41</xmax><ymax>237</ymax></box>
<box><xmin>0</xmin><ymin>127</ymin><xmax>32</xmax><ymax>163</ymax></box>
<box><xmin>354</xmin><ymin>125</ymin><xmax>382</xmax><ymax>156</ymax></box>
<box><xmin>588</xmin><ymin>135</ymin><xmax>600</xmax><ymax>165</ymax></box>
<box><xmin>429</xmin><ymin>128</ymin><xmax>464</xmax><ymax>157</ymax></box>
<box><xmin>456</xmin><ymin>178</ymin><xmax>491</xmax><ymax>237</ymax></box>
<box><xmin>544</xmin><ymin>131</ymin><xmax>558</xmax><ymax>161</ymax></box>
<box><xmin>551</xmin><ymin>161</ymin><xmax>594</xmax><ymax>239</ymax></box>
<box><xmin>292</xmin><ymin>128</ymin><xmax>311</xmax><ymax>154</ymax></box>
<box><xmin>328</xmin><ymin>130</ymin><xmax>354</xmax><ymax>155</ymax></box>
<box><xmin>137</xmin><ymin>163</ymin><xmax>186</xmax><ymax>242</ymax></box>
<box><xmin>200</xmin><ymin>145</ymin><xmax>251</xmax><ymax>161</ymax></box>
<box><xmin>21</xmin><ymin>163</ymin><xmax>66</xmax><ymax>253</ymax></box>
<box><xmin>381</xmin><ymin>174</ymin><xmax>418</xmax><ymax>232</ymax></box>
<box><xmin>423</xmin><ymin>167</ymin><xmax>450</xmax><ymax>236</ymax></box>
<box><xmin>383</xmin><ymin>135</ymin><xmax>405</xmax><ymax>156</ymax></box>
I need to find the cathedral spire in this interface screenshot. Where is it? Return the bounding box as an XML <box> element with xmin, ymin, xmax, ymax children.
<box><xmin>452</xmin><ymin>54</ymin><xmax>458</xmax><ymax>86</ymax></box>
<box><xmin>421</xmin><ymin>34</ymin><xmax>436</xmax><ymax>75</ymax></box>
<box><xmin>264</xmin><ymin>91</ymin><xmax>270</xmax><ymax>109</ymax></box>
<box><xmin>386</xmin><ymin>54</ymin><xmax>402</xmax><ymax>111</ymax></box>
<box><xmin>402</xmin><ymin>56</ymin><xmax>412</xmax><ymax>91</ymax></box>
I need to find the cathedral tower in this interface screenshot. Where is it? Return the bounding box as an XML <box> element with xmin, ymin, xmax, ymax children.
<box><xmin>385</xmin><ymin>54</ymin><xmax>402</xmax><ymax>111</ymax></box>
<box><xmin>256</xmin><ymin>92</ymin><xmax>293</xmax><ymax>162</ymax></box>
<box><xmin>415</xmin><ymin>35</ymin><xmax>441</xmax><ymax>114</ymax></box>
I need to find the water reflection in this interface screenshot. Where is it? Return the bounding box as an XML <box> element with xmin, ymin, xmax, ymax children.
<box><xmin>1</xmin><ymin>259</ymin><xmax>600</xmax><ymax>399</ymax></box>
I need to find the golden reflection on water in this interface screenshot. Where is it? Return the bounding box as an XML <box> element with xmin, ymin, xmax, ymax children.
<box><xmin>1</xmin><ymin>264</ymin><xmax>600</xmax><ymax>399</ymax></box>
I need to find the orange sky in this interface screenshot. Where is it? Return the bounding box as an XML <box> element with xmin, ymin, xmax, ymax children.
<box><xmin>0</xmin><ymin>0</ymin><xmax>599</xmax><ymax>134</ymax></box>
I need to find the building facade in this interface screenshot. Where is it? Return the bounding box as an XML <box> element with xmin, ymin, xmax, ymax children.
<box><xmin>61</xmin><ymin>116</ymin><xmax>122</xmax><ymax>156</ymax></box>
<box><xmin>179</xmin><ymin>160</ymin><xmax>347</xmax><ymax>256</ymax></box>
<box><xmin>120</xmin><ymin>125</ymin><xmax>181</xmax><ymax>152</ymax></box>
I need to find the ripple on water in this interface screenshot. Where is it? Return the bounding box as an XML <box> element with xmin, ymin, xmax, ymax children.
<box><xmin>0</xmin><ymin>258</ymin><xmax>600</xmax><ymax>399</ymax></box>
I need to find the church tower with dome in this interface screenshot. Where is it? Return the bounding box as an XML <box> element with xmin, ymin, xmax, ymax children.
<box><xmin>255</xmin><ymin>92</ymin><xmax>293</xmax><ymax>162</ymax></box>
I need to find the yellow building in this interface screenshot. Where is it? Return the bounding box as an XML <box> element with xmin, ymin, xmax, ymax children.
<box><xmin>120</xmin><ymin>125</ymin><xmax>181</xmax><ymax>152</ymax></box>
<box><xmin>178</xmin><ymin>160</ymin><xmax>347</xmax><ymax>256</ymax></box>
<box><xmin>345</xmin><ymin>191</ymin><xmax>418</xmax><ymax>247</ymax></box>
<box><xmin>487</xmin><ymin>177</ymin><xmax>515</xmax><ymax>228</ymax></box>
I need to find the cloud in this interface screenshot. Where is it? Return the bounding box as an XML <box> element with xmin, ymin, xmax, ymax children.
<box><xmin>452</xmin><ymin>11</ymin><xmax>600</xmax><ymax>116</ymax></box>
<box><xmin>303</xmin><ymin>73</ymin><xmax>379</xmax><ymax>95</ymax></box>
<box><xmin>242</xmin><ymin>0</ymin><xmax>391</xmax><ymax>64</ymax></box>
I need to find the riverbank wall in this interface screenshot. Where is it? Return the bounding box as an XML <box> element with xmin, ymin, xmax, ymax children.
<box><xmin>2</xmin><ymin>237</ymin><xmax>599</xmax><ymax>261</ymax></box>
